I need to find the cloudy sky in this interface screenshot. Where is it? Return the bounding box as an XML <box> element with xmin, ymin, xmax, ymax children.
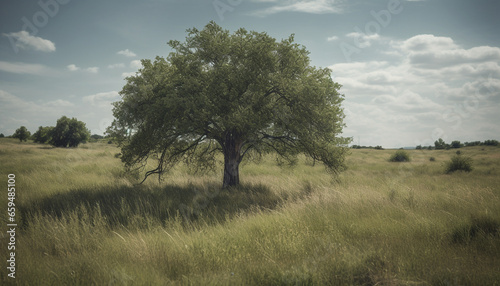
<box><xmin>1</xmin><ymin>0</ymin><xmax>499</xmax><ymax>147</ymax></box>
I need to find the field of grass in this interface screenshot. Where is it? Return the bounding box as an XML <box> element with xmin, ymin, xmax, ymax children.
<box><xmin>1</xmin><ymin>138</ymin><xmax>499</xmax><ymax>285</ymax></box>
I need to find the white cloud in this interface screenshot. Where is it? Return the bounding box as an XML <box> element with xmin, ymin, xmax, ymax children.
<box><xmin>251</xmin><ymin>0</ymin><xmax>343</xmax><ymax>16</ymax></box>
<box><xmin>0</xmin><ymin>61</ymin><xmax>50</xmax><ymax>75</ymax></box>
<box><xmin>67</xmin><ymin>65</ymin><xmax>99</xmax><ymax>73</ymax></box>
<box><xmin>117</xmin><ymin>49</ymin><xmax>137</xmax><ymax>57</ymax></box>
<box><xmin>2</xmin><ymin>31</ymin><xmax>56</xmax><ymax>52</ymax></box>
<box><xmin>329</xmin><ymin>34</ymin><xmax>500</xmax><ymax>147</ymax></box>
<box><xmin>327</xmin><ymin>36</ymin><xmax>339</xmax><ymax>42</ymax></box>
<box><xmin>392</xmin><ymin>35</ymin><xmax>500</xmax><ymax>70</ymax></box>
<box><xmin>83</xmin><ymin>91</ymin><xmax>120</xmax><ymax>108</ymax></box>
<box><xmin>108</xmin><ymin>63</ymin><xmax>125</xmax><ymax>69</ymax></box>
<box><xmin>396</xmin><ymin>34</ymin><xmax>458</xmax><ymax>52</ymax></box>
<box><xmin>43</xmin><ymin>99</ymin><xmax>74</xmax><ymax>107</ymax></box>
<box><xmin>130</xmin><ymin>60</ymin><xmax>142</xmax><ymax>69</ymax></box>
<box><xmin>67</xmin><ymin>64</ymin><xmax>80</xmax><ymax>71</ymax></box>
<box><xmin>121</xmin><ymin>72</ymin><xmax>136</xmax><ymax>78</ymax></box>
<box><xmin>86</xmin><ymin>67</ymin><xmax>99</xmax><ymax>73</ymax></box>
<box><xmin>346</xmin><ymin>32</ymin><xmax>380</xmax><ymax>48</ymax></box>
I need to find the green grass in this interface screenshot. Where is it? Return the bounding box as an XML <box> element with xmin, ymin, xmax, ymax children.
<box><xmin>1</xmin><ymin>138</ymin><xmax>499</xmax><ymax>285</ymax></box>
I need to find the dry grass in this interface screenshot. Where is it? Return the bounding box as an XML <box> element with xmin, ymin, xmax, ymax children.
<box><xmin>1</xmin><ymin>138</ymin><xmax>499</xmax><ymax>285</ymax></box>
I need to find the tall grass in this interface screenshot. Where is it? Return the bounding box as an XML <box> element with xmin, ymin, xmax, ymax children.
<box><xmin>1</xmin><ymin>138</ymin><xmax>499</xmax><ymax>284</ymax></box>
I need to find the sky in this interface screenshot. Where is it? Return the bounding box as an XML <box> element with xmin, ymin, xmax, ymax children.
<box><xmin>0</xmin><ymin>0</ymin><xmax>499</xmax><ymax>148</ymax></box>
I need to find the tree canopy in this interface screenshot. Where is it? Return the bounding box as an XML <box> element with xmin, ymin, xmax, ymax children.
<box><xmin>13</xmin><ymin>126</ymin><xmax>31</xmax><ymax>142</ymax></box>
<box><xmin>50</xmin><ymin>116</ymin><xmax>90</xmax><ymax>147</ymax></box>
<box><xmin>33</xmin><ymin>126</ymin><xmax>54</xmax><ymax>144</ymax></box>
<box><xmin>109</xmin><ymin>22</ymin><xmax>350</xmax><ymax>187</ymax></box>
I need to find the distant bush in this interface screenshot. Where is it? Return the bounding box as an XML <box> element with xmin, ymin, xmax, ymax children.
<box><xmin>13</xmin><ymin>126</ymin><xmax>31</xmax><ymax>142</ymax></box>
<box><xmin>451</xmin><ymin>140</ymin><xmax>462</xmax><ymax>148</ymax></box>
<box><xmin>429</xmin><ymin>157</ymin><xmax>436</xmax><ymax>162</ymax></box>
<box><xmin>434</xmin><ymin>138</ymin><xmax>448</xmax><ymax>150</ymax></box>
<box><xmin>452</xmin><ymin>215</ymin><xmax>499</xmax><ymax>244</ymax></box>
<box><xmin>389</xmin><ymin>150</ymin><xmax>411</xmax><ymax>162</ymax></box>
<box><xmin>445</xmin><ymin>154</ymin><xmax>473</xmax><ymax>173</ymax></box>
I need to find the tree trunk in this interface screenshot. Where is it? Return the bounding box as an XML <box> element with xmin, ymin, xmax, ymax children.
<box><xmin>222</xmin><ymin>133</ymin><xmax>242</xmax><ymax>188</ymax></box>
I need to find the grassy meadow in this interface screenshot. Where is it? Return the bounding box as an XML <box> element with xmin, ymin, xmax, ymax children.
<box><xmin>1</xmin><ymin>138</ymin><xmax>499</xmax><ymax>285</ymax></box>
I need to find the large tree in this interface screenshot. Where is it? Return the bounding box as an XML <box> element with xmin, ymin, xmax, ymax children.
<box><xmin>109</xmin><ymin>22</ymin><xmax>350</xmax><ymax>187</ymax></box>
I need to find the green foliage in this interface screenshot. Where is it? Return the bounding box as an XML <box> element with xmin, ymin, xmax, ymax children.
<box><xmin>389</xmin><ymin>150</ymin><xmax>411</xmax><ymax>162</ymax></box>
<box><xmin>0</xmin><ymin>133</ymin><xmax>4</xmax><ymax>138</ymax></box>
<box><xmin>434</xmin><ymin>138</ymin><xmax>448</xmax><ymax>150</ymax></box>
<box><xmin>50</xmin><ymin>116</ymin><xmax>90</xmax><ymax>147</ymax></box>
<box><xmin>483</xmin><ymin>139</ymin><xmax>499</xmax><ymax>146</ymax></box>
<box><xmin>109</xmin><ymin>21</ymin><xmax>349</xmax><ymax>186</ymax></box>
<box><xmin>429</xmin><ymin>156</ymin><xmax>436</xmax><ymax>162</ymax></box>
<box><xmin>12</xmin><ymin>126</ymin><xmax>31</xmax><ymax>142</ymax></box>
<box><xmin>32</xmin><ymin>126</ymin><xmax>54</xmax><ymax>144</ymax></box>
<box><xmin>451</xmin><ymin>140</ymin><xmax>461</xmax><ymax>148</ymax></box>
<box><xmin>351</xmin><ymin>145</ymin><xmax>383</xmax><ymax>150</ymax></box>
<box><xmin>445</xmin><ymin>154</ymin><xmax>473</xmax><ymax>173</ymax></box>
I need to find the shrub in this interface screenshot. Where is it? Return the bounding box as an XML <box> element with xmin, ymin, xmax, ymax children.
<box><xmin>452</xmin><ymin>215</ymin><xmax>500</xmax><ymax>244</ymax></box>
<box><xmin>429</xmin><ymin>157</ymin><xmax>436</xmax><ymax>162</ymax></box>
<box><xmin>434</xmin><ymin>138</ymin><xmax>447</xmax><ymax>150</ymax></box>
<box><xmin>389</xmin><ymin>150</ymin><xmax>410</xmax><ymax>162</ymax></box>
<box><xmin>451</xmin><ymin>140</ymin><xmax>461</xmax><ymax>148</ymax></box>
<box><xmin>445</xmin><ymin>155</ymin><xmax>473</xmax><ymax>173</ymax></box>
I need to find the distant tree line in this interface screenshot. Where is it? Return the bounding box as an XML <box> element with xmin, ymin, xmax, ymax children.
<box><xmin>416</xmin><ymin>138</ymin><xmax>499</xmax><ymax>150</ymax></box>
<box><xmin>7</xmin><ymin>116</ymin><xmax>92</xmax><ymax>148</ymax></box>
<box><xmin>351</xmin><ymin>145</ymin><xmax>384</xmax><ymax>150</ymax></box>
<box><xmin>349</xmin><ymin>138</ymin><xmax>499</xmax><ymax>151</ymax></box>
